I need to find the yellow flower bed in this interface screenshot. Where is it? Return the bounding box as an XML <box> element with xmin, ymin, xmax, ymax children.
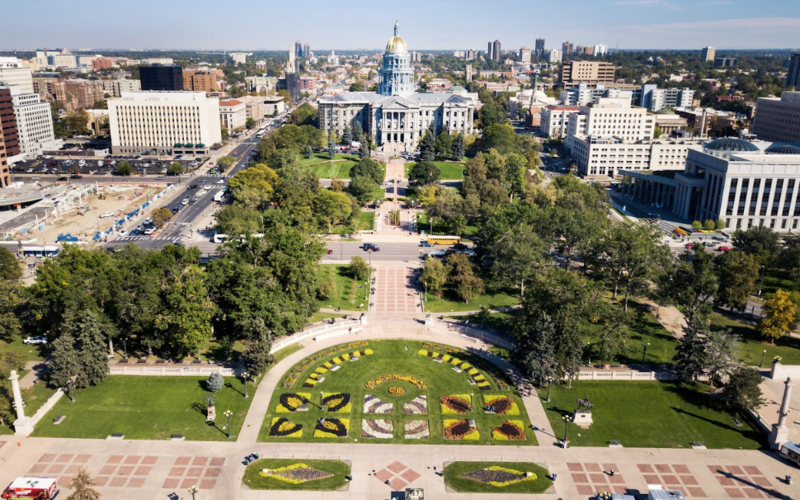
<box><xmin>259</xmin><ymin>463</ymin><xmax>309</xmax><ymax>483</ymax></box>
<box><xmin>313</xmin><ymin>418</ymin><xmax>350</xmax><ymax>438</ymax></box>
<box><xmin>365</xmin><ymin>374</ymin><xmax>427</xmax><ymax>390</ymax></box>
<box><xmin>419</xmin><ymin>349</ymin><xmax>428</xmax><ymax>356</ymax></box>
<box><xmin>276</xmin><ymin>393</ymin><xmax>311</xmax><ymax>413</ymax></box>
<box><xmin>483</xmin><ymin>395</ymin><xmax>520</xmax><ymax>415</ymax></box>
<box><xmin>269</xmin><ymin>417</ymin><xmax>303</xmax><ymax>438</ymax></box>
<box><xmin>364</xmin><ymin>348</ymin><xmax>373</xmax><ymax>355</ymax></box>
<box><xmin>485</xmin><ymin>466</ymin><xmax>537</xmax><ymax>487</ymax></box>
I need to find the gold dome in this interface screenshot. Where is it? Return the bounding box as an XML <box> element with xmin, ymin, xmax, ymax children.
<box><xmin>386</xmin><ymin>36</ymin><xmax>408</xmax><ymax>53</ymax></box>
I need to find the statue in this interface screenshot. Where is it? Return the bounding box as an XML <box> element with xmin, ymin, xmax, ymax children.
<box><xmin>573</xmin><ymin>395</ymin><xmax>594</xmax><ymax>428</ymax></box>
<box><xmin>576</xmin><ymin>396</ymin><xmax>593</xmax><ymax>412</ymax></box>
<box><xmin>394</xmin><ymin>20</ymin><xmax>399</xmax><ymax>37</ymax></box>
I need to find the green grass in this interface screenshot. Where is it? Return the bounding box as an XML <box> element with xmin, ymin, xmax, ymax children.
<box><xmin>243</xmin><ymin>458</ymin><xmax>351</xmax><ymax>491</ymax></box>
<box><xmin>444</xmin><ymin>461</ymin><xmax>553</xmax><ymax>493</ymax></box>
<box><xmin>316</xmin><ymin>265</ymin><xmax>368</xmax><ymax>311</ymax></box>
<box><xmin>357</xmin><ymin>211</ymin><xmax>374</xmax><ymax>231</ymax></box>
<box><xmin>272</xmin><ymin>343</ymin><xmax>305</xmax><ymax>365</ymax></box>
<box><xmin>709</xmin><ymin>311</ymin><xmax>800</xmax><ymax>365</ymax></box>
<box><xmin>759</xmin><ymin>269</ymin><xmax>800</xmax><ymax>316</ymax></box>
<box><xmin>259</xmin><ymin>339</ymin><xmax>535</xmax><ymax>446</ymax></box>
<box><xmin>405</xmin><ymin>161</ymin><xmax>466</xmax><ymax>181</ymax></box>
<box><xmin>1</xmin><ymin>336</ymin><xmax>46</xmax><ymax>363</ymax></box>
<box><xmin>424</xmin><ymin>288</ymin><xmax>519</xmax><ymax>313</ymax></box>
<box><xmin>417</xmin><ymin>212</ymin><xmax>478</xmax><ymax>238</ymax></box>
<box><xmin>0</xmin><ymin>381</ymin><xmax>58</xmax><ymax>435</ymax></box>
<box><xmin>544</xmin><ymin>381</ymin><xmax>764</xmax><ymax>449</ymax></box>
<box><xmin>307</xmin><ymin>160</ymin><xmax>357</xmax><ymax>179</ymax></box>
<box><xmin>32</xmin><ymin>376</ymin><xmax>254</xmax><ymax>441</ymax></box>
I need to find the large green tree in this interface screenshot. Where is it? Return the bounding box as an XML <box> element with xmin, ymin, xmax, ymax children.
<box><xmin>349</xmin><ymin>158</ymin><xmax>384</xmax><ymax>185</ymax></box>
<box><xmin>408</xmin><ymin>161</ymin><xmax>441</xmax><ymax>186</ymax></box>
<box><xmin>732</xmin><ymin>226</ymin><xmax>780</xmax><ymax>266</ymax></box>
<box><xmin>715</xmin><ymin>250</ymin><xmax>760</xmax><ymax>311</ymax></box>
<box><xmin>661</xmin><ymin>246</ymin><xmax>718</xmax><ymax>320</ymax></box>
<box><xmin>674</xmin><ymin>313</ymin><xmax>709</xmax><ymax>382</ymax></box>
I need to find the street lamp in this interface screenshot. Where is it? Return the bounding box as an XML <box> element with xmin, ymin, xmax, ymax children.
<box><xmin>546</xmin><ymin>377</ymin><xmax>553</xmax><ymax>403</ymax></box>
<box><xmin>122</xmin><ymin>337</ymin><xmax>128</xmax><ymax>360</ymax></box>
<box><xmin>68</xmin><ymin>375</ymin><xmax>77</xmax><ymax>403</ymax></box>
<box><xmin>242</xmin><ymin>371</ymin><xmax>249</xmax><ymax>398</ymax></box>
<box><xmin>224</xmin><ymin>410</ymin><xmax>233</xmax><ymax>439</ymax></box>
<box><xmin>641</xmin><ymin>342</ymin><xmax>650</xmax><ymax>365</ymax></box>
<box><xmin>562</xmin><ymin>415</ymin><xmax>570</xmax><ymax>443</ymax></box>
<box><xmin>760</xmin><ymin>349</ymin><xmax>767</xmax><ymax>368</ymax></box>
<box><xmin>188</xmin><ymin>485</ymin><xmax>199</xmax><ymax>500</ymax></box>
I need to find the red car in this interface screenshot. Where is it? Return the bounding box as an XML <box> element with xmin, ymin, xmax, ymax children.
<box><xmin>718</xmin><ymin>246</ymin><xmax>731</xmax><ymax>252</ymax></box>
<box><xmin>685</xmin><ymin>242</ymin><xmax>695</xmax><ymax>249</ymax></box>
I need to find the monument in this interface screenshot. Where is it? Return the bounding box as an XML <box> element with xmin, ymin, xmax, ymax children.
<box><xmin>769</xmin><ymin>377</ymin><xmax>792</xmax><ymax>449</ymax></box>
<box><xmin>573</xmin><ymin>395</ymin><xmax>594</xmax><ymax>428</ymax></box>
<box><xmin>9</xmin><ymin>370</ymin><xmax>34</xmax><ymax>436</ymax></box>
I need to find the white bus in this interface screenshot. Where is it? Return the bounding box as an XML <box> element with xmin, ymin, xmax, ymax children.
<box><xmin>212</xmin><ymin>234</ymin><xmax>228</xmax><ymax>243</ymax></box>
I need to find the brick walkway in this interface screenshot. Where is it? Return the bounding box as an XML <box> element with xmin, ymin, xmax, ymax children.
<box><xmin>371</xmin><ymin>265</ymin><xmax>420</xmax><ymax>319</ymax></box>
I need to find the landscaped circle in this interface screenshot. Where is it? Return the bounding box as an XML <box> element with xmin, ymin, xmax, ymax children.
<box><xmin>387</xmin><ymin>385</ymin><xmax>405</xmax><ymax>396</ymax></box>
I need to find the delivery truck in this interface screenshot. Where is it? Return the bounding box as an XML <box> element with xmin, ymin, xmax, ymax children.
<box><xmin>2</xmin><ymin>477</ymin><xmax>58</xmax><ymax>499</ymax></box>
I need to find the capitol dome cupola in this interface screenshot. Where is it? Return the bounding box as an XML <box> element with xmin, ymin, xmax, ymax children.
<box><xmin>378</xmin><ymin>21</ymin><xmax>414</xmax><ymax>96</ymax></box>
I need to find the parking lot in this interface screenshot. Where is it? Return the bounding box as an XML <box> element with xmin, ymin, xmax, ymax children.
<box><xmin>11</xmin><ymin>157</ymin><xmax>202</xmax><ymax>178</ymax></box>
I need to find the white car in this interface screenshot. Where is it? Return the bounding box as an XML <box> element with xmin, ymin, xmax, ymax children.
<box><xmin>216</xmin><ymin>179</ymin><xmax>224</xmax><ymax>184</ymax></box>
<box><xmin>144</xmin><ymin>227</ymin><xmax>156</xmax><ymax>235</ymax></box>
<box><xmin>181</xmin><ymin>198</ymin><xmax>190</xmax><ymax>206</ymax></box>
<box><xmin>99</xmin><ymin>211</ymin><xmax>115</xmax><ymax>218</ymax></box>
<box><xmin>23</xmin><ymin>336</ymin><xmax>48</xmax><ymax>345</ymax></box>
<box><xmin>144</xmin><ymin>217</ymin><xmax>152</xmax><ymax>224</ymax></box>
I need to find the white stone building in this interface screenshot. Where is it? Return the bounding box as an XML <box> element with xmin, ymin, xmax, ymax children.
<box><xmin>108</xmin><ymin>91</ymin><xmax>221</xmax><ymax>156</ymax></box>
<box><xmin>8</xmin><ymin>86</ymin><xmax>57</xmax><ymax>158</ymax></box>
<box><xmin>102</xmin><ymin>79</ymin><xmax>141</xmax><ymax>97</ymax></box>
<box><xmin>540</xmin><ymin>105</ymin><xmax>580</xmax><ymax>139</ymax></box>
<box><xmin>318</xmin><ymin>22</ymin><xmax>477</xmax><ymax>154</ymax></box>
<box><xmin>0</xmin><ymin>59</ymin><xmax>34</xmax><ymax>94</ymax></box>
<box><xmin>753</xmin><ymin>91</ymin><xmax>800</xmax><ymax>143</ymax></box>
<box><xmin>219</xmin><ymin>100</ymin><xmax>247</xmax><ymax>132</ymax></box>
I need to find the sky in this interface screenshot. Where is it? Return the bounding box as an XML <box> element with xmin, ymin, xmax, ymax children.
<box><xmin>1</xmin><ymin>0</ymin><xmax>799</xmax><ymax>51</ymax></box>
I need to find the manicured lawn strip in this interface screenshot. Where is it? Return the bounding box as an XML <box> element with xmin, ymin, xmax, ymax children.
<box><xmin>307</xmin><ymin>161</ymin><xmax>357</xmax><ymax>180</ymax></box>
<box><xmin>272</xmin><ymin>343</ymin><xmax>305</xmax><ymax>365</ymax></box>
<box><xmin>543</xmin><ymin>381</ymin><xmax>764</xmax><ymax>449</ymax></box>
<box><xmin>259</xmin><ymin>339</ymin><xmax>535</xmax><ymax>445</ymax></box>
<box><xmin>300</xmin><ymin>153</ymin><xmax>360</xmax><ymax>166</ymax></box>
<box><xmin>424</xmin><ymin>289</ymin><xmax>519</xmax><ymax>313</ymax></box>
<box><xmin>405</xmin><ymin>161</ymin><xmax>466</xmax><ymax>181</ymax></box>
<box><xmin>316</xmin><ymin>265</ymin><xmax>368</xmax><ymax>311</ymax></box>
<box><xmin>243</xmin><ymin>458</ymin><xmax>350</xmax><ymax>491</ymax></box>
<box><xmin>444</xmin><ymin>461</ymin><xmax>552</xmax><ymax>493</ymax></box>
<box><xmin>32</xmin><ymin>376</ymin><xmax>253</xmax><ymax>441</ymax></box>
<box><xmin>708</xmin><ymin>311</ymin><xmax>800</xmax><ymax>366</ymax></box>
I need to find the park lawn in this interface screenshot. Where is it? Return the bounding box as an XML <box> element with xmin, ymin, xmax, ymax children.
<box><xmin>424</xmin><ymin>288</ymin><xmax>519</xmax><ymax>314</ymax></box>
<box><xmin>32</xmin><ymin>376</ymin><xmax>253</xmax><ymax>441</ymax></box>
<box><xmin>405</xmin><ymin>161</ymin><xmax>465</xmax><ymax>181</ymax></box>
<box><xmin>272</xmin><ymin>343</ymin><xmax>305</xmax><ymax>365</ymax></box>
<box><xmin>259</xmin><ymin>339</ymin><xmax>535</xmax><ymax>446</ymax></box>
<box><xmin>357</xmin><ymin>211</ymin><xmax>374</xmax><ymax>231</ymax></box>
<box><xmin>316</xmin><ymin>265</ymin><xmax>368</xmax><ymax>312</ymax></box>
<box><xmin>243</xmin><ymin>458</ymin><xmax>351</xmax><ymax>491</ymax></box>
<box><xmin>416</xmin><ymin>212</ymin><xmax>478</xmax><ymax>238</ymax></box>
<box><xmin>307</xmin><ymin>160</ymin><xmax>357</xmax><ymax>179</ymax></box>
<box><xmin>300</xmin><ymin>153</ymin><xmax>360</xmax><ymax>166</ymax></box>
<box><xmin>0</xmin><ymin>381</ymin><xmax>58</xmax><ymax>435</ymax></box>
<box><xmin>708</xmin><ymin>311</ymin><xmax>800</xmax><ymax>366</ymax></box>
<box><xmin>544</xmin><ymin>381</ymin><xmax>764</xmax><ymax>449</ymax></box>
<box><xmin>445</xmin><ymin>310</ymin><xmax>521</xmax><ymax>334</ymax></box>
<box><xmin>444</xmin><ymin>461</ymin><xmax>552</xmax><ymax>494</ymax></box>
<box><xmin>1</xmin><ymin>336</ymin><xmax>46</xmax><ymax>363</ymax></box>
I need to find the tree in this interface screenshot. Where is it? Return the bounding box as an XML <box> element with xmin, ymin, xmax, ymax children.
<box><xmin>215</xmin><ymin>204</ymin><xmax>263</xmax><ymax>235</ymax></box>
<box><xmin>716</xmin><ymin>219</ymin><xmax>727</xmax><ymax>230</ymax></box>
<box><xmin>241</xmin><ymin>318</ymin><xmax>273</xmax><ymax>378</ymax></box>
<box><xmin>434</xmin><ymin>132</ymin><xmax>453</xmax><ymax>160</ymax></box>
<box><xmin>221</xmin><ymin>127</ymin><xmax>230</xmax><ymax>140</ymax></box>
<box><xmin>151</xmin><ymin>207</ymin><xmax>173</xmax><ymax>229</ymax></box>
<box><xmin>420</xmin><ymin>257</ymin><xmax>448</xmax><ymax>296</ymax></box>
<box><xmin>206</xmin><ymin>372</ymin><xmax>224</xmax><ymax>392</ymax></box>
<box><xmin>705</xmin><ymin>328</ymin><xmax>741</xmax><ymax>387</ymax></box>
<box><xmin>305</xmin><ymin>145</ymin><xmax>314</xmax><ymax>159</ymax></box>
<box><xmin>513</xmin><ymin>312</ymin><xmax>558</xmax><ymax>390</ymax></box>
<box><xmin>330</xmin><ymin>177</ymin><xmax>346</xmax><ymax>193</ymax></box>
<box><xmin>167</xmin><ymin>161</ymin><xmax>184</xmax><ymax>176</ymax></box>
<box><xmin>349</xmin><ymin>82</ymin><xmax>364</xmax><ymax>92</ymax></box>
<box><xmin>0</xmin><ymin>280</ymin><xmax>22</xmax><ymax>342</ymax></box>
<box><xmin>0</xmin><ymin>247</ymin><xmax>22</xmax><ymax>281</ymax></box>
<box><xmin>342</xmin><ymin>125</ymin><xmax>352</xmax><ymax>145</ymax></box>
<box><xmin>661</xmin><ymin>246</ymin><xmax>718</xmax><ymax>320</ymax></box>
<box><xmin>347</xmin><ymin>175</ymin><xmax>378</xmax><ymax>203</ymax></box>
<box><xmin>488</xmin><ymin>225</ymin><xmax>549</xmax><ymax>297</ymax></box>
<box><xmin>758</xmin><ymin>289</ymin><xmax>798</xmax><ymax>343</ymax></box>
<box><xmin>674</xmin><ymin>313</ymin><xmax>708</xmax><ymax>382</ymax></box>
<box><xmin>49</xmin><ymin>333</ymin><xmax>81</xmax><ymax>390</ymax></box>
<box><xmin>349</xmin><ymin>158</ymin><xmax>384</xmax><ymax>185</ymax></box>
<box><xmin>313</xmin><ymin>190</ymin><xmax>352</xmax><ymax>233</ymax></box>
<box><xmin>704</xmin><ymin>219</ymin><xmax>716</xmax><ymax>230</ymax></box>
<box><xmin>217</xmin><ymin>155</ymin><xmax>236</xmax><ymax>172</ymax></box>
<box><xmin>154</xmin><ymin>268</ymin><xmax>215</xmax><ymax>358</ymax></box>
<box><xmin>328</xmin><ymin>139</ymin><xmax>336</xmax><ymax>159</ymax></box>
<box><xmin>246</xmin><ymin>117</ymin><xmax>257</xmax><ymax>129</ymax></box>
<box><xmin>452</xmin><ymin>133</ymin><xmax>465</xmax><ymax>160</ymax></box>
<box><xmin>359</xmin><ymin>141</ymin><xmax>370</xmax><ymax>159</ymax></box>
<box><xmin>446</xmin><ymin>253</ymin><xmax>484</xmax><ymax>303</ymax></box>
<box><xmin>0</xmin><ymin>347</ymin><xmax>27</xmax><ymax>427</ymax></box>
<box><xmin>318</xmin><ymin>275</ymin><xmax>336</xmax><ymax>299</ymax></box>
<box><xmin>721</xmin><ymin>366</ymin><xmax>765</xmax><ymax>412</ymax></box>
<box><xmin>716</xmin><ymin>250</ymin><xmax>760</xmax><ymax>311</ymax></box>
<box><xmin>228</xmin><ymin>163</ymin><xmax>278</xmax><ymax>198</ymax></box>
<box><xmin>691</xmin><ymin>220</ymin><xmax>702</xmax><ymax>230</ymax></box>
<box><xmin>348</xmin><ymin>256</ymin><xmax>369</xmax><ymax>280</ymax></box>
<box><xmin>732</xmin><ymin>226</ymin><xmax>781</xmax><ymax>266</ymax></box>
<box><xmin>353</xmin><ymin>121</ymin><xmax>364</xmax><ymax>143</ymax></box>
<box><xmin>115</xmin><ymin>160</ymin><xmax>132</xmax><ymax>176</ymax></box>
<box><xmin>65</xmin><ymin>110</ymin><xmax>89</xmax><ymax>136</ymax></box>
<box><xmin>408</xmin><ymin>161</ymin><xmax>441</xmax><ymax>186</ymax></box>
<box><xmin>60</xmin><ymin>310</ymin><xmax>110</xmax><ymax>388</ymax></box>
<box><xmin>419</xmin><ymin>128</ymin><xmax>435</xmax><ymax>161</ymax></box>
<box><xmin>66</xmin><ymin>468</ymin><xmax>101</xmax><ymax>500</ymax></box>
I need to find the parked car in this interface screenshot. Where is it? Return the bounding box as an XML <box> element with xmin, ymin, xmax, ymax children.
<box><xmin>23</xmin><ymin>336</ymin><xmax>48</xmax><ymax>345</ymax></box>
<box><xmin>144</xmin><ymin>227</ymin><xmax>156</xmax><ymax>235</ymax></box>
<box><xmin>99</xmin><ymin>211</ymin><xmax>115</xmax><ymax>218</ymax></box>
<box><xmin>718</xmin><ymin>246</ymin><xmax>731</xmax><ymax>252</ymax></box>
<box><xmin>685</xmin><ymin>242</ymin><xmax>695</xmax><ymax>249</ymax></box>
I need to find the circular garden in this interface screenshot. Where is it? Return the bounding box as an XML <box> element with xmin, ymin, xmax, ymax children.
<box><xmin>259</xmin><ymin>339</ymin><xmax>535</xmax><ymax>445</ymax></box>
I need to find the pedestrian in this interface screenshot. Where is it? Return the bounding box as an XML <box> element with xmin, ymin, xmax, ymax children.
<box><xmin>610</xmin><ymin>468</ymin><xmax>615</xmax><ymax>477</ymax></box>
<box><xmin>552</xmin><ymin>473</ymin><xmax>557</xmax><ymax>481</ymax></box>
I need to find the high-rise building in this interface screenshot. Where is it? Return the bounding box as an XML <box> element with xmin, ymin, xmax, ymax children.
<box><xmin>594</xmin><ymin>44</ymin><xmax>608</xmax><ymax>57</ymax></box>
<box><xmin>230</xmin><ymin>52</ymin><xmax>248</xmax><ymax>65</ymax></box>
<box><xmin>466</xmin><ymin>49</ymin><xmax>478</xmax><ymax>61</ymax></box>
<box><xmin>492</xmin><ymin>40</ymin><xmax>502</xmax><ymax>62</ymax></box>
<box><xmin>562</xmin><ymin>41</ymin><xmax>573</xmax><ymax>56</ymax></box>
<box><xmin>519</xmin><ymin>47</ymin><xmax>531</xmax><ymax>63</ymax></box>
<box><xmin>640</xmin><ymin>84</ymin><xmax>695</xmax><ymax>112</ymax></box>
<box><xmin>535</xmin><ymin>38</ymin><xmax>546</xmax><ymax>56</ymax></box>
<box><xmin>752</xmin><ymin>91</ymin><xmax>800</xmax><ymax>142</ymax></box>
<box><xmin>7</xmin><ymin>85</ymin><xmax>56</xmax><ymax>158</ymax></box>
<box><xmin>0</xmin><ymin>88</ymin><xmax>20</xmax><ymax>157</ymax></box>
<box><xmin>487</xmin><ymin>41</ymin><xmax>493</xmax><ymax>60</ymax></box>
<box><xmin>545</xmin><ymin>49</ymin><xmax>562</xmax><ymax>63</ymax></box>
<box><xmin>304</xmin><ymin>44</ymin><xmax>311</xmax><ymax>58</ymax></box>
<box><xmin>559</xmin><ymin>61</ymin><xmax>615</xmax><ymax>88</ymax></box>
<box><xmin>715</xmin><ymin>57</ymin><xmax>737</xmax><ymax>68</ymax></box>
<box><xmin>701</xmin><ymin>46</ymin><xmax>716</xmax><ymax>62</ymax></box>
<box><xmin>61</xmin><ymin>80</ymin><xmax>105</xmax><ymax>111</ymax></box>
<box><xmin>0</xmin><ymin>124</ymin><xmax>8</xmax><ymax>187</ymax></box>
<box><xmin>139</xmin><ymin>65</ymin><xmax>183</xmax><ymax>91</ymax></box>
<box><xmin>102</xmin><ymin>79</ymin><xmax>141</xmax><ymax>97</ymax></box>
<box><xmin>183</xmin><ymin>70</ymin><xmax>219</xmax><ymax>92</ymax></box>
<box><xmin>0</xmin><ymin>58</ymin><xmax>34</xmax><ymax>94</ymax></box>
<box><xmin>786</xmin><ymin>53</ymin><xmax>800</xmax><ymax>88</ymax></box>
<box><xmin>108</xmin><ymin>91</ymin><xmax>222</xmax><ymax>155</ymax></box>
<box><xmin>465</xmin><ymin>64</ymin><xmax>474</xmax><ymax>82</ymax></box>
<box><xmin>295</xmin><ymin>41</ymin><xmax>304</xmax><ymax>58</ymax></box>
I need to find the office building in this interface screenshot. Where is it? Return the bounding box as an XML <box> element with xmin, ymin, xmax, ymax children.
<box><xmin>0</xmin><ymin>58</ymin><xmax>34</xmax><ymax>94</ymax></box>
<box><xmin>653</xmin><ymin>114</ymin><xmax>689</xmax><ymax>137</ymax></box>
<box><xmin>562</xmin><ymin>41</ymin><xmax>573</xmax><ymax>56</ymax></box>
<box><xmin>0</xmin><ymin>88</ymin><xmax>20</xmax><ymax>157</ymax></box>
<box><xmin>295</xmin><ymin>41</ymin><xmax>304</xmax><ymax>58</ymax></box>
<box><xmin>619</xmin><ymin>138</ymin><xmax>800</xmax><ymax>233</ymax></box>
<box><xmin>92</xmin><ymin>58</ymin><xmax>114</xmax><ymax>71</ymax></box>
<box><xmin>560</xmin><ymin>60</ymin><xmax>615</xmax><ymax>88</ymax></box>
<box><xmin>102</xmin><ymin>79</ymin><xmax>141</xmax><ymax>97</ymax></box>
<box><xmin>183</xmin><ymin>70</ymin><xmax>219</xmax><ymax>92</ymax></box>
<box><xmin>49</xmin><ymin>53</ymin><xmax>77</xmax><ymax>69</ymax></box>
<box><xmin>787</xmin><ymin>53</ymin><xmax>800</xmax><ymax>88</ymax></box>
<box><xmin>594</xmin><ymin>44</ymin><xmax>608</xmax><ymax>57</ymax></box>
<box><xmin>540</xmin><ymin>105</ymin><xmax>580</xmax><ymax>139</ymax></box>
<box><xmin>487</xmin><ymin>40</ymin><xmax>501</xmax><ymax>61</ymax></box>
<box><xmin>230</xmin><ymin>52</ymin><xmax>248</xmax><ymax>65</ymax></box>
<box><xmin>263</xmin><ymin>96</ymin><xmax>285</xmax><ymax>116</ymax></box>
<box><xmin>319</xmin><ymin>22</ymin><xmax>477</xmax><ymax>154</ymax></box>
<box><xmin>545</xmin><ymin>49</ymin><xmax>562</xmax><ymax>63</ymax></box>
<box><xmin>304</xmin><ymin>44</ymin><xmax>311</xmax><ymax>58</ymax></box>
<box><xmin>561</xmin><ymin>82</ymin><xmax>641</xmax><ymax>107</ymax></box>
<box><xmin>219</xmin><ymin>99</ymin><xmax>247</xmax><ymax>132</ymax></box>
<box><xmin>108</xmin><ymin>91</ymin><xmax>221</xmax><ymax>156</ymax></box>
<box><xmin>139</xmin><ymin>65</ymin><xmax>183</xmax><ymax>91</ymax></box>
<box><xmin>6</xmin><ymin>85</ymin><xmax>56</xmax><ymax>158</ymax></box>
<box><xmin>753</xmin><ymin>91</ymin><xmax>800</xmax><ymax>143</ymax></box>
<box><xmin>61</xmin><ymin>80</ymin><xmax>105</xmax><ymax>111</ymax></box>
<box><xmin>701</xmin><ymin>46</ymin><xmax>716</xmax><ymax>62</ymax></box>
<box><xmin>243</xmin><ymin>98</ymin><xmax>265</xmax><ymax>122</ymax></box>
<box><xmin>715</xmin><ymin>57</ymin><xmax>736</xmax><ymax>68</ymax></box>
<box><xmin>465</xmin><ymin>64</ymin><xmax>475</xmax><ymax>82</ymax></box>
<box><xmin>535</xmin><ymin>38</ymin><xmax>546</xmax><ymax>57</ymax></box>
<box><xmin>640</xmin><ymin>85</ymin><xmax>695</xmax><ymax>112</ymax></box>
<box><xmin>519</xmin><ymin>47</ymin><xmax>531</xmax><ymax>63</ymax></box>
<box><xmin>0</xmin><ymin>126</ymin><xmax>9</xmax><ymax>187</ymax></box>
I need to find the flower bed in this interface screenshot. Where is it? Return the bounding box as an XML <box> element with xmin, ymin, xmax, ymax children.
<box><xmin>283</xmin><ymin>341</ymin><xmax>369</xmax><ymax>387</ymax></box>
<box><xmin>441</xmin><ymin>394</ymin><xmax>472</xmax><ymax>414</ymax></box>
<box><xmin>322</xmin><ymin>393</ymin><xmax>351</xmax><ymax>413</ymax></box>
<box><xmin>363</xmin><ymin>394</ymin><xmax>393</xmax><ymax>414</ymax></box>
<box><xmin>365</xmin><ymin>374</ymin><xmax>427</xmax><ymax>390</ymax></box>
<box><xmin>421</xmin><ymin>342</ymin><xmax>510</xmax><ymax>389</ymax></box>
<box><xmin>483</xmin><ymin>395</ymin><xmax>519</xmax><ymax>415</ymax></box>
<box><xmin>313</xmin><ymin>418</ymin><xmax>349</xmax><ymax>438</ymax></box>
<box><xmin>403</xmin><ymin>395</ymin><xmax>428</xmax><ymax>415</ymax></box>
<box><xmin>303</xmin><ymin>349</ymin><xmax>374</xmax><ymax>387</ymax></box>
<box><xmin>443</xmin><ymin>419</ymin><xmax>479</xmax><ymax>440</ymax></box>
<box><xmin>361</xmin><ymin>419</ymin><xmax>393</xmax><ymax>439</ymax></box>
<box><xmin>269</xmin><ymin>417</ymin><xmax>303</xmax><ymax>438</ymax></box>
<box><xmin>491</xmin><ymin>420</ymin><xmax>525</xmax><ymax>441</ymax></box>
<box><xmin>258</xmin><ymin>463</ymin><xmax>333</xmax><ymax>483</ymax></box>
<box><xmin>276</xmin><ymin>393</ymin><xmax>311</xmax><ymax>413</ymax></box>
<box><xmin>387</xmin><ymin>386</ymin><xmax>405</xmax><ymax>396</ymax></box>
<box><xmin>420</xmin><ymin>349</ymin><xmax>492</xmax><ymax>390</ymax></box>
<box><xmin>404</xmin><ymin>419</ymin><xmax>430</xmax><ymax>439</ymax></box>
<box><xmin>461</xmin><ymin>465</ymin><xmax>537</xmax><ymax>487</ymax></box>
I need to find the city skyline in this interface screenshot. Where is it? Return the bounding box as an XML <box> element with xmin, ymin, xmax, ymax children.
<box><xmin>1</xmin><ymin>0</ymin><xmax>799</xmax><ymax>51</ymax></box>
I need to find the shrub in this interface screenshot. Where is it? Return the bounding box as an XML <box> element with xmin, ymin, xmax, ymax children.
<box><xmin>691</xmin><ymin>220</ymin><xmax>702</xmax><ymax>230</ymax></box>
<box><xmin>704</xmin><ymin>219</ymin><xmax>716</xmax><ymax>230</ymax></box>
<box><xmin>206</xmin><ymin>372</ymin><xmax>224</xmax><ymax>392</ymax></box>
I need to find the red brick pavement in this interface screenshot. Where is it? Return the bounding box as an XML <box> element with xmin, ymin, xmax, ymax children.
<box><xmin>373</xmin><ymin>267</ymin><xmax>419</xmax><ymax>318</ymax></box>
<box><xmin>566</xmin><ymin>463</ymin><xmax>628</xmax><ymax>495</ymax></box>
<box><xmin>707</xmin><ymin>465</ymin><xmax>781</xmax><ymax>499</ymax></box>
<box><xmin>637</xmin><ymin>463</ymin><xmax>705</xmax><ymax>497</ymax></box>
<box><xmin>162</xmin><ymin>456</ymin><xmax>225</xmax><ymax>490</ymax></box>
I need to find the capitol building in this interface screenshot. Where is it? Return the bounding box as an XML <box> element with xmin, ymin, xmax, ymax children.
<box><xmin>318</xmin><ymin>22</ymin><xmax>478</xmax><ymax>154</ymax></box>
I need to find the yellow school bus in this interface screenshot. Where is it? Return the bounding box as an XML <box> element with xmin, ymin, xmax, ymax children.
<box><xmin>427</xmin><ymin>235</ymin><xmax>462</xmax><ymax>245</ymax></box>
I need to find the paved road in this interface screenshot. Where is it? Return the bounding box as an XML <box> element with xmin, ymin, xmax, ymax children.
<box><xmin>322</xmin><ymin>241</ymin><xmax>424</xmax><ymax>263</ymax></box>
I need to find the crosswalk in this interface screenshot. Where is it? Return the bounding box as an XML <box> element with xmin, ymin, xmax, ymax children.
<box><xmin>115</xmin><ymin>235</ymin><xmax>183</xmax><ymax>242</ymax></box>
